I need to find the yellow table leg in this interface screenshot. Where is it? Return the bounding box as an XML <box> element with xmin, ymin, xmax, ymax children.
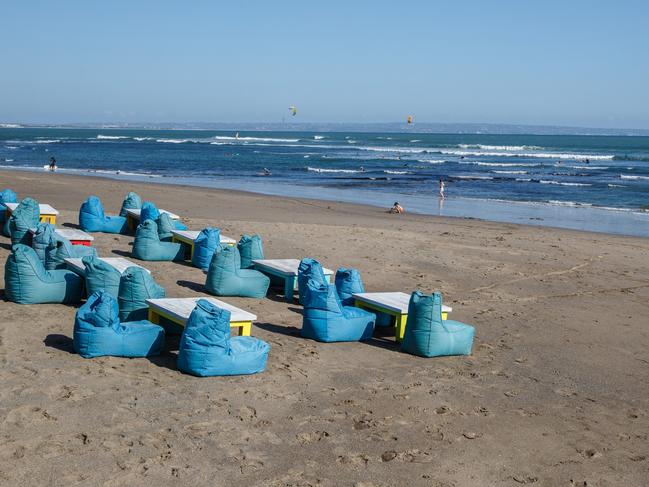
<box><xmin>148</xmin><ymin>309</ymin><xmax>160</xmax><ymax>324</ymax></box>
<box><xmin>395</xmin><ymin>314</ymin><xmax>408</xmax><ymax>342</ymax></box>
<box><xmin>234</xmin><ymin>321</ymin><xmax>252</xmax><ymax>336</ymax></box>
<box><xmin>40</xmin><ymin>215</ymin><xmax>56</xmax><ymax>224</ymax></box>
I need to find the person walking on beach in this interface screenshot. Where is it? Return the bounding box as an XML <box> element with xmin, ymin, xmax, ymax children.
<box><xmin>49</xmin><ymin>156</ymin><xmax>57</xmax><ymax>171</ymax></box>
<box><xmin>439</xmin><ymin>178</ymin><xmax>445</xmax><ymax>199</ymax></box>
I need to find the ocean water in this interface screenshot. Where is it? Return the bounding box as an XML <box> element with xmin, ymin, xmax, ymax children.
<box><xmin>2</xmin><ymin>128</ymin><xmax>649</xmax><ymax>236</ymax></box>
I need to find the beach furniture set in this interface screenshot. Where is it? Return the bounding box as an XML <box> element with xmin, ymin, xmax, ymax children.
<box><xmin>1</xmin><ymin>187</ymin><xmax>475</xmax><ymax>377</ymax></box>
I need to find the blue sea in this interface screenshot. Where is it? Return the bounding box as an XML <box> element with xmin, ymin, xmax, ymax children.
<box><xmin>2</xmin><ymin>128</ymin><xmax>649</xmax><ymax>236</ymax></box>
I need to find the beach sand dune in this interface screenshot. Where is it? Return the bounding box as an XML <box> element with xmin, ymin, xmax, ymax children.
<box><xmin>1</xmin><ymin>170</ymin><xmax>648</xmax><ymax>486</ymax></box>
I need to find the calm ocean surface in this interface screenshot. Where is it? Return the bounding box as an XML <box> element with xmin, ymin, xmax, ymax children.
<box><xmin>2</xmin><ymin>128</ymin><xmax>649</xmax><ymax>236</ymax></box>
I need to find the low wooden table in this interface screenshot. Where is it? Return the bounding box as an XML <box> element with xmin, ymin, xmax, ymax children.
<box><xmin>171</xmin><ymin>230</ymin><xmax>237</xmax><ymax>260</ymax></box>
<box><xmin>65</xmin><ymin>257</ymin><xmax>150</xmax><ymax>276</ymax></box>
<box><xmin>146</xmin><ymin>297</ymin><xmax>255</xmax><ymax>336</ymax></box>
<box><xmin>353</xmin><ymin>292</ymin><xmax>453</xmax><ymax>342</ymax></box>
<box><xmin>29</xmin><ymin>228</ymin><xmax>95</xmax><ymax>246</ymax></box>
<box><xmin>252</xmin><ymin>258</ymin><xmax>334</xmax><ymax>302</ymax></box>
<box><xmin>5</xmin><ymin>202</ymin><xmax>59</xmax><ymax>225</ymax></box>
<box><xmin>125</xmin><ymin>208</ymin><xmax>181</xmax><ymax>231</ymax></box>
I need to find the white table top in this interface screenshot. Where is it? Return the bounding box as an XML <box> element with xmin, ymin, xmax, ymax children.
<box><xmin>64</xmin><ymin>257</ymin><xmax>150</xmax><ymax>276</ymax></box>
<box><xmin>352</xmin><ymin>292</ymin><xmax>452</xmax><ymax>314</ymax></box>
<box><xmin>146</xmin><ymin>297</ymin><xmax>257</xmax><ymax>323</ymax></box>
<box><xmin>126</xmin><ymin>208</ymin><xmax>180</xmax><ymax>220</ymax></box>
<box><xmin>4</xmin><ymin>202</ymin><xmax>59</xmax><ymax>215</ymax></box>
<box><xmin>171</xmin><ymin>229</ymin><xmax>237</xmax><ymax>245</ymax></box>
<box><xmin>252</xmin><ymin>258</ymin><xmax>334</xmax><ymax>277</ymax></box>
<box><xmin>28</xmin><ymin>228</ymin><xmax>94</xmax><ymax>241</ymax></box>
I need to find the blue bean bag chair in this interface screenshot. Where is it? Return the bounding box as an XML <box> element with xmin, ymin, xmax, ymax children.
<box><xmin>177</xmin><ymin>299</ymin><xmax>270</xmax><ymax>377</ymax></box>
<box><xmin>334</xmin><ymin>267</ymin><xmax>365</xmax><ymax>306</ymax></box>
<box><xmin>118</xmin><ymin>266</ymin><xmax>166</xmax><ymax>321</ymax></box>
<box><xmin>31</xmin><ymin>222</ymin><xmax>57</xmax><ymax>264</ymax></box>
<box><xmin>238</xmin><ymin>234</ymin><xmax>264</xmax><ymax>269</ymax></box>
<box><xmin>156</xmin><ymin>212</ymin><xmax>175</xmax><ymax>241</ymax></box>
<box><xmin>9</xmin><ymin>197</ymin><xmax>40</xmax><ymax>245</ymax></box>
<box><xmin>0</xmin><ymin>188</ymin><xmax>17</xmax><ymax>234</ymax></box>
<box><xmin>205</xmin><ymin>246</ymin><xmax>270</xmax><ymax>298</ymax></box>
<box><xmin>297</xmin><ymin>258</ymin><xmax>327</xmax><ymax>304</ymax></box>
<box><xmin>119</xmin><ymin>192</ymin><xmax>142</xmax><ymax>217</ymax></box>
<box><xmin>139</xmin><ymin>201</ymin><xmax>160</xmax><ymax>223</ymax></box>
<box><xmin>49</xmin><ymin>236</ymin><xmax>97</xmax><ymax>270</ymax></box>
<box><xmin>4</xmin><ymin>244</ymin><xmax>84</xmax><ymax>304</ymax></box>
<box><xmin>83</xmin><ymin>254</ymin><xmax>121</xmax><ymax>298</ymax></box>
<box><xmin>401</xmin><ymin>291</ymin><xmax>475</xmax><ymax>358</ymax></box>
<box><xmin>79</xmin><ymin>196</ymin><xmax>127</xmax><ymax>234</ymax></box>
<box><xmin>132</xmin><ymin>219</ymin><xmax>184</xmax><ymax>261</ymax></box>
<box><xmin>73</xmin><ymin>291</ymin><xmax>165</xmax><ymax>359</ymax></box>
<box><xmin>301</xmin><ymin>279</ymin><xmax>375</xmax><ymax>343</ymax></box>
<box><xmin>192</xmin><ymin>227</ymin><xmax>222</xmax><ymax>270</ymax></box>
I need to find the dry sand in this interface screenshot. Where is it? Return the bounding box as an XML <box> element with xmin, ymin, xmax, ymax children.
<box><xmin>1</xmin><ymin>169</ymin><xmax>648</xmax><ymax>486</ymax></box>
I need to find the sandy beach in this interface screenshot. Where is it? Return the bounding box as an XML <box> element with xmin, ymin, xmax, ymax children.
<box><xmin>1</xmin><ymin>168</ymin><xmax>648</xmax><ymax>486</ymax></box>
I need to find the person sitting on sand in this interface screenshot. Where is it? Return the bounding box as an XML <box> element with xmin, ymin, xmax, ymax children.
<box><xmin>388</xmin><ymin>202</ymin><xmax>405</xmax><ymax>214</ymax></box>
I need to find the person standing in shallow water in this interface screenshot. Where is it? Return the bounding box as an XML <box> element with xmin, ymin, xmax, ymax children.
<box><xmin>439</xmin><ymin>178</ymin><xmax>445</xmax><ymax>199</ymax></box>
<box><xmin>49</xmin><ymin>156</ymin><xmax>56</xmax><ymax>171</ymax></box>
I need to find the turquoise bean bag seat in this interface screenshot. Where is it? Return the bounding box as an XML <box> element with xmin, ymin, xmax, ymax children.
<box><xmin>139</xmin><ymin>201</ymin><xmax>160</xmax><ymax>223</ymax></box>
<box><xmin>83</xmin><ymin>255</ymin><xmax>121</xmax><ymax>298</ymax></box>
<box><xmin>49</xmin><ymin>236</ymin><xmax>97</xmax><ymax>270</ymax></box>
<box><xmin>132</xmin><ymin>219</ymin><xmax>183</xmax><ymax>261</ymax></box>
<box><xmin>192</xmin><ymin>227</ymin><xmax>222</xmax><ymax>270</ymax></box>
<box><xmin>73</xmin><ymin>291</ymin><xmax>164</xmax><ymax>359</ymax></box>
<box><xmin>79</xmin><ymin>196</ymin><xmax>127</xmax><ymax>234</ymax></box>
<box><xmin>31</xmin><ymin>223</ymin><xmax>57</xmax><ymax>264</ymax></box>
<box><xmin>334</xmin><ymin>267</ymin><xmax>365</xmax><ymax>306</ymax></box>
<box><xmin>0</xmin><ymin>188</ymin><xmax>17</xmax><ymax>233</ymax></box>
<box><xmin>177</xmin><ymin>299</ymin><xmax>270</xmax><ymax>377</ymax></box>
<box><xmin>156</xmin><ymin>212</ymin><xmax>175</xmax><ymax>241</ymax></box>
<box><xmin>401</xmin><ymin>291</ymin><xmax>475</xmax><ymax>358</ymax></box>
<box><xmin>119</xmin><ymin>192</ymin><xmax>142</xmax><ymax>217</ymax></box>
<box><xmin>118</xmin><ymin>266</ymin><xmax>166</xmax><ymax>321</ymax></box>
<box><xmin>238</xmin><ymin>234</ymin><xmax>264</xmax><ymax>269</ymax></box>
<box><xmin>4</xmin><ymin>244</ymin><xmax>84</xmax><ymax>304</ymax></box>
<box><xmin>297</xmin><ymin>258</ymin><xmax>327</xmax><ymax>305</ymax></box>
<box><xmin>205</xmin><ymin>246</ymin><xmax>270</xmax><ymax>298</ymax></box>
<box><xmin>9</xmin><ymin>197</ymin><xmax>40</xmax><ymax>245</ymax></box>
<box><xmin>301</xmin><ymin>279</ymin><xmax>375</xmax><ymax>343</ymax></box>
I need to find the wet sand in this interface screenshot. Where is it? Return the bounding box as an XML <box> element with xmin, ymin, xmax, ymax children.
<box><xmin>1</xmin><ymin>169</ymin><xmax>648</xmax><ymax>486</ymax></box>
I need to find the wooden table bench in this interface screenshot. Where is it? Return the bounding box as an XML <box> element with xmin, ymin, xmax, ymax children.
<box><xmin>146</xmin><ymin>297</ymin><xmax>256</xmax><ymax>336</ymax></box>
<box><xmin>171</xmin><ymin>230</ymin><xmax>237</xmax><ymax>260</ymax></box>
<box><xmin>64</xmin><ymin>257</ymin><xmax>150</xmax><ymax>276</ymax></box>
<box><xmin>30</xmin><ymin>228</ymin><xmax>95</xmax><ymax>246</ymax></box>
<box><xmin>125</xmin><ymin>208</ymin><xmax>181</xmax><ymax>231</ymax></box>
<box><xmin>5</xmin><ymin>202</ymin><xmax>59</xmax><ymax>225</ymax></box>
<box><xmin>252</xmin><ymin>258</ymin><xmax>334</xmax><ymax>302</ymax></box>
<box><xmin>353</xmin><ymin>291</ymin><xmax>453</xmax><ymax>342</ymax></box>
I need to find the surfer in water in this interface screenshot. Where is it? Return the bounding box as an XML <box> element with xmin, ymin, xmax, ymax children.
<box><xmin>262</xmin><ymin>168</ymin><xmax>271</xmax><ymax>176</ymax></box>
<box><xmin>49</xmin><ymin>156</ymin><xmax>57</xmax><ymax>171</ymax></box>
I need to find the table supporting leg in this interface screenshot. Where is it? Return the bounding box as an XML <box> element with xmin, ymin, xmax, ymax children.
<box><xmin>284</xmin><ymin>276</ymin><xmax>296</xmax><ymax>302</ymax></box>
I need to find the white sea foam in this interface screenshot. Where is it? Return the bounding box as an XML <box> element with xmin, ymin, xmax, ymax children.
<box><xmin>4</xmin><ymin>159</ymin><xmax>14</xmax><ymax>162</ymax></box>
<box><xmin>492</xmin><ymin>170</ymin><xmax>529</xmax><ymax>174</ymax></box>
<box><xmin>410</xmin><ymin>139</ymin><xmax>421</xmax><ymax>143</ymax></box>
<box><xmin>313</xmin><ymin>135</ymin><xmax>325</xmax><ymax>140</ymax></box>
<box><xmin>540</xmin><ymin>180</ymin><xmax>592</xmax><ymax>187</ymax></box>
<box><xmin>458</xmin><ymin>144</ymin><xmax>543</xmax><ymax>151</ymax></box>
<box><xmin>134</xmin><ymin>137</ymin><xmax>154</xmax><ymax>141</ymax></box>
<box><xmin>444</xmin><ymin>149</ymin><xmax>612</xmax><ymax>160</ymax></box>
<box><xmin>516</xmin><ymin>178</ymin><xmax>532</xmax><ymax>182</ymax></box>
<box><xmin>455</xmin><ymin>175</ymin><xmax>494</xmax><ymax>180</ymax></box>
<box><xmin>417</xmin><ymin>159</ymin><xmax>446</xmax><ymax>164</ymax></box>
<box><xmin>156</xmin><ymin>138</ymin><xmax>190</xmax><ymax>144</ymax></box>
<box><xmin>568</xmin><ymin>165</ymin><xmax>609</xmax><ymax>169</ymax></box>
<box><xmin>212</xmin><ymin>136</ymin><xmax>299</xmax><ymax>143</ymax></box>
<box><xmin>307</xmin><ymin>167</ymin><xmax>360</xmax><ymax>174</ymax></box>
<box><xmin>384</xmin><ymin>170</ymin><xmax>409</xmax><ymax>174</ymax></box>
<box><xmin>608</xmin><ymin>184</ymin><xmax>626</xmax><ymax>188</ymax></box>
<box><xmin>460</xmin><ymin>161</ymin><xmax>541</xmax><ymax>167</ymax></box>
<box><xmin>5</xmin><ymin>146</ymin><xmax>19</xmax><ymax>149</ymax></box>
<box><xmin>620</xmin><ymin>174</ymin><xmax>649</xmax><ymax>180</ymax></box>
<box><xmin>96</xmin><ymin>135</ymin><xmax>129</xmax><ymax>140</ymax></box>
<box><xmin>34</xmin><ymin>139</ymin><xmax>60</xmax><ymax>144</ymax></box>
<box><xmin>548</xmin><ymin>200</ymin><xmax>593</xmax><ymax>207</ymax></box>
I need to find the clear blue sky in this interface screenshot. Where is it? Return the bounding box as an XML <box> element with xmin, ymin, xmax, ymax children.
<box><xmin>2</xmin><ymin>0</ymin><xmax>648</xmax><ymax>128</ymax></box>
